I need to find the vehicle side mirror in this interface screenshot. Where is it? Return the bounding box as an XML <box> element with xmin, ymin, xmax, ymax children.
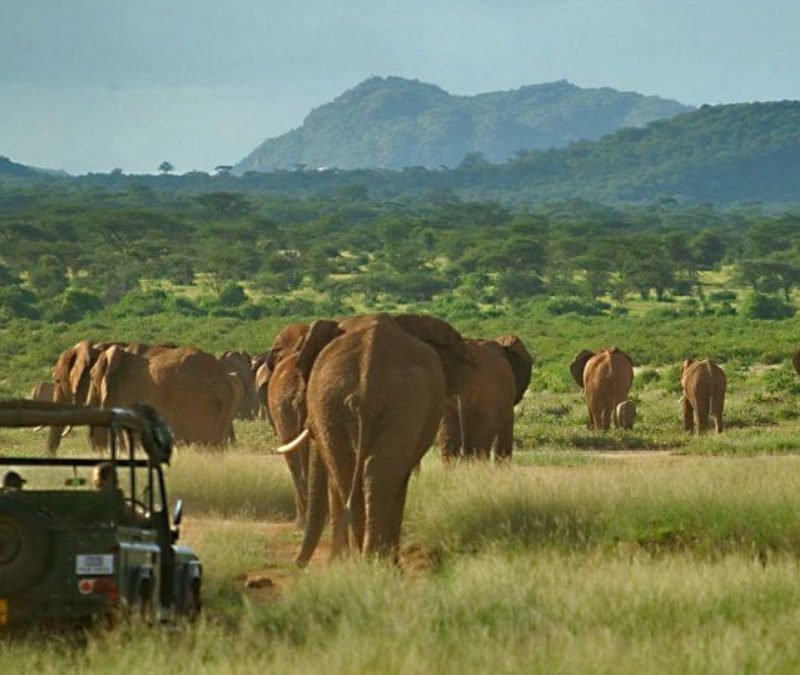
<box><xmin>173</xmin><ymin>499</ymin><xmax>184</xmax><ymax>527</ymax></box>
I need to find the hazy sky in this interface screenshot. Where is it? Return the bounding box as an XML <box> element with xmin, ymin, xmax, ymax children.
<box><xmin>2</xmin><ymin>0</ymin><xmax>799</xmax><ymax>174</ymax></box>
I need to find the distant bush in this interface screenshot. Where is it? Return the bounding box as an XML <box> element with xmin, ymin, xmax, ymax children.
<box><xmin>715</xmin><ymin>301</ymin><xmax>737</xmax><ymax>317</ymax></box>
<box><xmin>496</xmin><ymin>271</ymin><xmax>546</xmax><ymax>300</ymax></box>
<box><xmin>545</xmin><ymin>297</ymin><xmax>608</xmax><ymax>316</ymax></box>
<box><xmin>644</xmin><ymin>306</ymin><xmax>679</xmax><ymax>320</ymax></box>
<box><xmin>659</xmin><ymin>363</ymin><xmax>683</xmax><ymax>394</ymax></box>
<box><xmin>42</xmin><ymin>290</ymin><xmax>103</xmax><ymax>323</ymax></box>
<box><xmin>709</xmin><ymin>289</ymin><xmax>737</xmax><ymax>302</ymax></box>
<box><xmin>217</xmin><ymin>281</ymin><xmax>247</xmax><ymax>307</ymax></box>
<box><xmin>112</xmin><ymin>289</ymin><xmax>172</xmax><ymax>317</ymax></box>
<box><xmin>0</xmin><ymin>286</ymin><xmax>40</xmax><ymax>320</ymax></box>
<box><xmin>741</xmin><ymin>293</ymin><xmax>795</xmax><ymax>320</ymax></box>
<box><xmin>636</xmin><ymin>368</ymin><xmax>661</xmax><ymax>387</ymax></box>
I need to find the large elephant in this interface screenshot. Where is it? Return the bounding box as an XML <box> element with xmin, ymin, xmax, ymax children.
<box><xmin>280</xmin><ymin>313</ymin><xmax>472</xmax><ymax>564</ymax></box>
<box><xmin>570</xmin><ymin>348</ymin><xmax>634</xmax><ymax>430</ymax></box>
<box><xmin>438</xmin><ymin>334</ymin><xmax>533</xmax><ymax>461</ymax></box>
<box><xmin>680</xmin><ymin>358</ymin><xmax>726</xmax><ymax>434</ymax></box>
<box><xmin>49</xmin><ymin>340</ymin><xmax>112</xmax><ymax>452</ymax></box>
<box><xmin>87</xmin><ymin>345</ymin><xmax>242</xmax><ymax>446</ymax></box>
<box><xmin>267</xmin><ymin>352</ymin><xmax>310</xmax><ymax>527</ymax></box>
<box><xmin>29</xmin><ymin>381</ymin><xmax>55</xmax><ymax>402</ymax></box>
<box><xmin>220</xmin><ymin>350</ymin><xmax>258</xmax><ymax>419</ymax></box>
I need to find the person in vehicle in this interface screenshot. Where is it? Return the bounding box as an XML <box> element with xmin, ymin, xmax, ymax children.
<box><xmin>1</xmin><ymin>470</ymin><xmax>26</xmax><ymax>491</ymax></box>
<box><xmin>92</xmin><ymin>462</ymin><xmax>149</xmax><ymax>527</ymax></box>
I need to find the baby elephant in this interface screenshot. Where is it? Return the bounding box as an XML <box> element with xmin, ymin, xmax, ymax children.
<box><xmin>680</xmin><ymin>358</ymin><xmax>726</xmax><ymax>434</ymax></box>
<box><xmin>615</xmin><ymin>400</ymin><xmax>636</xmax><ymax>429</ymax></box>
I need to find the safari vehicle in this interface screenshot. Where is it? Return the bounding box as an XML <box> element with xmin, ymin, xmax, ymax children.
<box><xmin>0</xmin><ymin>400</ymin><xmax>201</xmax><ymax>626</ymax></box>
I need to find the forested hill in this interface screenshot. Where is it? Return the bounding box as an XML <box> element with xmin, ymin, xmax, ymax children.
<box><xmin>235</xmin><ymin>76</ymin><xmax>690</xmax><ymax>172</ymax></box>
<box><xmin>0</xmin><ymin>156</ymin><xmax>40</xmax><ymax>177</ymax></box>
<box><xmin>4</xmin><ymin>101</ymin><xmax>800</xmax><ymax>206</ymax></box>
<box><xmin>499</xmin><ymin>100</ymin><xmax>800</xmax><ymax>203</ymax></box>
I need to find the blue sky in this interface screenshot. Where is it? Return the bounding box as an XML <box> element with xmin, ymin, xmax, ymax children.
<box><xmin>2</xmin><ymin>0</ymin><xmax>799</xmax><ymax>174</ymax></box>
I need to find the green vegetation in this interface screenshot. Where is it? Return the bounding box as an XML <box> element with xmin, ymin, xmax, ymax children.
<box><xmin>2</xmin><ymin>186</ymin><xmax>800</xmax><ymax>371</ymax></box>
<box><xmin>5</xmin><ymin>142</ymin><xmax>800</xmax><ymax>670</ymax></box>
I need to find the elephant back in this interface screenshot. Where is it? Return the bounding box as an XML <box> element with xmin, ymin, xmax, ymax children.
<box><xmin>393</xmin><ymin>314</ymin><xmax>471</xmax><ymax>395</ymax></box>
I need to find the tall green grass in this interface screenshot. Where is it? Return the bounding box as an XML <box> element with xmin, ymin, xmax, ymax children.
<box><xmin>5</xmin><ymin>552</ymin><xmax>800</xmax><ymax>674</ymax></box>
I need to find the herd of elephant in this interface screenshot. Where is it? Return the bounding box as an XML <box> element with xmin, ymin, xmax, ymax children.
<box><xmin>28</xmin><ymin>313</ymin><xmax>734</xmax><ymax>564</ymax></box>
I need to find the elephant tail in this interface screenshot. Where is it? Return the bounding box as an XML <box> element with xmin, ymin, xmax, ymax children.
<box><xmin>704</xmin><ymin>360</ymin><xmax>716</xmax><ymax>421</ymax></box>
<box><xmin>343</xmin><ymin>395</ymin><xmax>365</xmax><ymax>531</ymax></box>
<box><xmin>276</xmin><ymin>428</ymin><xmax>312</xmax><ymax>454</ymax></box>
<box><xmin>456</xmin><ymin>395</ymin><xmax>467</xmax><ymax>458</ymax></box>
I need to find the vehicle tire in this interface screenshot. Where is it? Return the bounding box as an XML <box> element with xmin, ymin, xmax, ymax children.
<box><xmin>0</xmin><ymin>507</ymin><xmax>50</xmax><ymax>595</ymax></box>
<box><xmin>133</xmin><ymin>573</ymin><xmax>154</xmax><ymax>620</ymax></box>
<box><xmin>182</xmin><ymin>578</ymin><xmax>201</xmax><ymax>621</ymax></box>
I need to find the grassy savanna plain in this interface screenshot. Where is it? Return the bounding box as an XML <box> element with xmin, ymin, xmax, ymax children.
<box><xmin>5</xmin><ymin>309</ymin><xmax>800</xmax><ymax>672</ymax></box>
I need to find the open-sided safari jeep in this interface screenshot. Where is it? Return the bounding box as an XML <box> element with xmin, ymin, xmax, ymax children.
<box><xmin>0</xmin><ymin>400</ymin><xmax>201</xmax><ymax>626</ymax></box>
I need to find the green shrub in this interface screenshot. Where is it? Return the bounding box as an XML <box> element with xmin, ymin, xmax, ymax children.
<box><xmin>710</xmin><ymin>289</ymin><xmax>737</xmax><ymax>302</ymax></box>
<box><xmin>218</xmin><ymin>281</ymin><xmax>247</xmax><ymax>307</ymax></box>
<box><xmin>0</xmin><ymin>286</ymin><xmax>40</xmax><ymax>319</ymax></box>
<box><xmin>741</xmin><ymin>293</ymin><xmax>795</xmax><ymax>320</ymax></box>
<box><xmin>111</xmin><ymin>289</ymin><xmax>171</xmax><ymax>317</ymax></box>
<box><xmin>715</xmin><ymin>301</ymin><xmax>737</xmax><ymax>316</ymax></box>
<box><xmin>545</xmin><ymin>297</ymin><xmax>608</xmax><ymax>316</ymax></box>
<box><xmin>496</xmin><ymin>271</ymin><xmax>546</xmax><ymax>300</ymax></box>
<box><xmin>636</xmin><ymin>368</ymin><xmax>660</xmax><ymax>387</ymax></box>
<box><xmin>41</xmin><ymin>290</ymin><xmax>103</xmax><ymax>323</ymax></box>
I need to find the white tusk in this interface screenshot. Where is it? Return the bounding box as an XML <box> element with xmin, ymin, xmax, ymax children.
<box><xmin>276</xmin><ymin>429</ymin><xmax>311</xmax><ymax>454</ymax></box>
<box><xmin>32</xmin><ymin>425</ymin><xmax>44</xmax><ymax>432</ymax></box>
<box><xmin>61</xmin><ymin>425</ymin><xmax>73</xmax><ymax>438</ymax></box>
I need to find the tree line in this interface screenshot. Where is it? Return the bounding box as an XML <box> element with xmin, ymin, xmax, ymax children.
<box><xmin>2</xmin><ymin>185</ymin><xmax>800</xmax><ymax>324</ymax></box>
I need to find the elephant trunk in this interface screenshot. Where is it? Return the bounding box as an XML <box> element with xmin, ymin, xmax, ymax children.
<box><xmin>295</xmin><ymin>449</ymin><xmax>328</xmax><ymax>567</ymax></box>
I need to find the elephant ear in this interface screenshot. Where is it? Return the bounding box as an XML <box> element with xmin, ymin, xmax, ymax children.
<box><xmin>89</xmin><ymin>345</ymin><xmax>126</xmax><ymax>407</ymax></box>
<box><xmin>293</xmin><ymin>320</ymin><xmax>344</xmax><ymax>380</ymax></box>
<box><xmin>53</xmin><ymin>345</ymin><xmax>80</xmax><ymax>401</ymax></box>
<box><xmin>254</xmin><ymin>362</ymin><xmax>271</xmax><ymax>391</ymax></box>
<box><xmin>570</xmin><ymin>350</ymin><xmax>595</xmax><ymax>388</ymax></box>
<box><xmin>68</xmin><ymin>340</ymin><xmax>97</xmax><ymax>404</ymax></box>
<box><xmin>267</xmin><ymin>323</ymin><xmax>310</xmax><ymax>370</ymax></box>
<box><xmin>494</xmin><ymin>335</ymin><xmax>534</xmax><ymax>405</ymax></box>
<box><xmin>393</xmin><ymin>314</ymin><xmax>472</xmax><ymax>394</ymax></box>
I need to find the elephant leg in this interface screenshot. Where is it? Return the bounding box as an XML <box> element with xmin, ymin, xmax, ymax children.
<box><xmin>283</xmin><ymin>448</ymin><xmax>308</xmax><ymax>528</ymax></box>
<box><xmin>695</xmin><ymin>396</ymin><xmax>711</xmax><ymax>434</ymax></box>
<box><xmin>91</xmin><ymin>426</ymin><xmax>110</xmax><ymax>451</ymax></box>
<box><xmin>329</xmin><ymin>487</ymin><xmax>349</xmax><ymax>560</ymax></box>
<box><xmin>363</xmin><ymin>460</ymin><xmax>410</xmax><ymax>562</ymax></box>
<box><xmin>595</xmin><ymin>402</ymin><xmax>611</xmax><ymax>431</ymax></box>
<box><xmin>494</xmin><ymin>410</ymin><xmax>514</xmax><ymax>461</ymax></box>
<box><xmin>682</xmin><ymin>397</ymin><xmax>695</xmax><ymax>433</ymax></box>
<box><xmin>712</xmin><ymin>394</ymin><xmax>724</xmax><ymax>434</ymax></box>
<box><xmin>347</xmin><ymin>474</ymin><xmax>365</xmax><ymax>553</ymax></box>
<box><xmin>295</xmin><ymin>449</ymin><xmax>328</xmax><ymax>567</ymax></box>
